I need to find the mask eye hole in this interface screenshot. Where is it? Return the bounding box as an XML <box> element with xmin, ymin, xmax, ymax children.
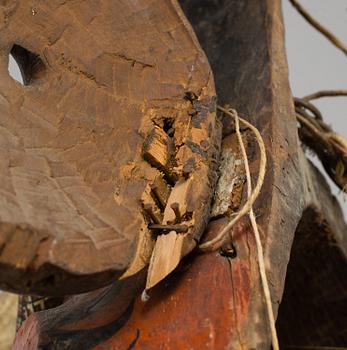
<box><xmin>8</xmin><ymin>44</ymin><xmax>45</xmax><ymax>85</ymax></box>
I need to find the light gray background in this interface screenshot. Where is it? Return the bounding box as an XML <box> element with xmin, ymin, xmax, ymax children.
<box><xmin>8</xmin><ymin>0</ymin><xmax>347</xmax><ymax>217</ymax></box>
<box><xmin>282</xmin><ymin>0</ymin><xmax>347</xmax><ymax>217</ymax></box>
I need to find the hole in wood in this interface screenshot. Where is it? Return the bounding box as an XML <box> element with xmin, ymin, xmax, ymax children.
<box><xmin>276</xmin><ymin>208</ymin><xmax>347</xmax><ymax>348</ymax></box>
<box><xmin>163</xmin><ymin>117</ymin><xmax>175</xmax><ymax>137</ymax></box>
<box><xmin>219</xmin><ymin>243</ymin><xmax>237</xmax><ymax>259</ymax></box>
<box><xmin>9</xmin><ymin>44</ymin><xmax>45</xmax><ymax>85</ymax></box>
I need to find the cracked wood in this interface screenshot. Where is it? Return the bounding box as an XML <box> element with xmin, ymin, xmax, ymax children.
<box><xmin>0</xmin><ymin>0</ymin><xmax>221</xmax><ymax>295</ymax></box>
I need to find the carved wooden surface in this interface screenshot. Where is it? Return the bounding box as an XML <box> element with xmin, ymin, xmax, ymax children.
<box><xmin>0</xmin><ymin>0</ymin><xmax>221</xmax><ymax>295</ymax></box>
<box><xmin>181</xmin><ymin>0</ymin><xmax>304</xmax><ymax>344</ymax></box>
<box><xmin>12</xmin><ymin>0</ymin><xmax>347</xmax><ymax>349</ymax></box>
<box><xmin>13</xmin><ymin>160</ymin><xmax>347</xmax><ymax>350</ymax></box>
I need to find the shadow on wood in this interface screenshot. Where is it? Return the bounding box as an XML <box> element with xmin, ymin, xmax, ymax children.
<box><xmin>0</xmin><ymin>0</ymin><xmax>220</xmax><ymax>295</ymax></box>
<box><xmin>13</xmin><ymin>0</ymin><xmax>347</xmax><ymax>349</ymax></box>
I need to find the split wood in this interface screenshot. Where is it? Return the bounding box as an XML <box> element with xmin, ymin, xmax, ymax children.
<box><xmin>200</xmin><ymin>107</ymin><xmax>279</xmax><ymax>350</ymax></box>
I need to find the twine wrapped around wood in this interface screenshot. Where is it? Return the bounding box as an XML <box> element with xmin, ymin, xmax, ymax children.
<box><xmin>289</xmin><ymin>0</ymin><xmax>347</xmax><ymax>192</ymax></box>
<box><xmin>200</xmin><ymin>106</ymin><xmax>266</xmax><ymax>251</ymax></box>
<box><xmin>288</xmin><ymin>0</ymin><xmax>347</xmax><ymax>192</ymax></box>
<box><xmin>295</xmin><ymin>97</ymin><xmax>347</xmax><ymax>193</ymax></box>
<box><xmin>200</xmin><ymin>107</ymin><xmax>279</xmax><ymax>350</ymax></box>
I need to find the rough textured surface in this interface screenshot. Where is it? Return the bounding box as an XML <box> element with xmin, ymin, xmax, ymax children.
<box><xmin>12</xmin><ymin>138</ymin><xmax>246</xmax><ymax>350</ymax></box>
<box><xmin>13</xmin><ymin>157</ymin><xmax>347</xmax><ymax>350</ymax></box>
<box><xmin>12</xmin><ymin>0</ymin><xmax>347</xmax><ymax>349</ymax></box>
<box><xmin>211</xmin><ymin>133</ymin><xmax>245</xmax><ymax>218</ymax></box>
<box><xmin>181</xmin><ymin>0</ymin><xmax>305</xmax><ymax>347</ymax></box>
<box><xmin>0</xmin><ymin>0</ymin><xmax>221</xmax><ymax>295</ymax></box>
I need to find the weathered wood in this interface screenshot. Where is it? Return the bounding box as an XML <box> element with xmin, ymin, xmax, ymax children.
<box><xmin>12</xmin><ymin>0</ymin><xmax>347</xmax><ymax>349</ymax></box>
<box><xmin>13</xmin><ymin>149</ymin><xmax>347</xmax><ymax>350</ymax></box>
<box><xmin>181</xmin><ymin>1</ymin><xmax>304</xmax><ymax>347</ymax></box>
<box><xmin>0</xmin><ymin>0</ymin><xmax>221</xmax><ymax>295</ymax></box>
<box><xmin>150</xmin><ymin>175</ymin><xmax>171</xmax><ymax>210</ymax></box>
<box><xmin>142</xmin><ymin>126</ymin><xmax>175</xmax><ymax>180</ymax></box>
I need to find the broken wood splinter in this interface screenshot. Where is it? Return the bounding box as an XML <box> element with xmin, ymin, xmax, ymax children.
<box><xmin>150</xmin><ymin>183</ymin><xmax>168</xmax><ymax>209</ymax></box>
<box><xmin>170</xmin><ymin>202</ymin><xmax>181</xmax><ymax>223</ymax></box>
<box><xmin>143</xmin><ymin>203</ymin><xmax>162</xmax><ymax>224</ymax></box>
<box><xmin>148</xmin><ymin>224</ymin><xmax>188</xmax><ymax>233</ymax></box>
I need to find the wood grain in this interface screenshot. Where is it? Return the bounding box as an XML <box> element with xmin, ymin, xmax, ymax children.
<box><xmin>0</xmin><ymin>0</ymin><xmax>221</xmax><ymax>295</ymax></box>
<box><xmin>12</xmin><ymin>1</ymin><xmax>347</xmax><ymax>349</ymax></box>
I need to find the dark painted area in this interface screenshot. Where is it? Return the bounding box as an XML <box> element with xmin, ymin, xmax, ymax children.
<box><xmin>13</xmin><ymin>270</ymin><xmax>146</xmax><ymax>349</ymax></box>
<box><xmin>277</xmin><ymin>207</ymin><xmax>347</xmax><ymax>347</ymax></box>
<box><xmin>41</xmin><ymin>302</ymin><xmax>134</xmax><ymax>350</ymax></box>
<box><xmin>181</xmin><ymin>0</ymin><xmax>270</xmax><ymax>118</ymax></box>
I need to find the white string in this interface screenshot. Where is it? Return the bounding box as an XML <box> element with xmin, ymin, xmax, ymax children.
<box><xmin>200</xmin><ymin>106</ymin><xmax>266</xmax><ymax>250</ymax></box>
<box><xmin>233</xmin><ymin>109</ymin><xmax>280</xmax><ymax>350</ymax></box>
<box><xmin>201</xmin><ymin>107</ymin><xmax>279</xmax><ymax>349</ymax></box>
